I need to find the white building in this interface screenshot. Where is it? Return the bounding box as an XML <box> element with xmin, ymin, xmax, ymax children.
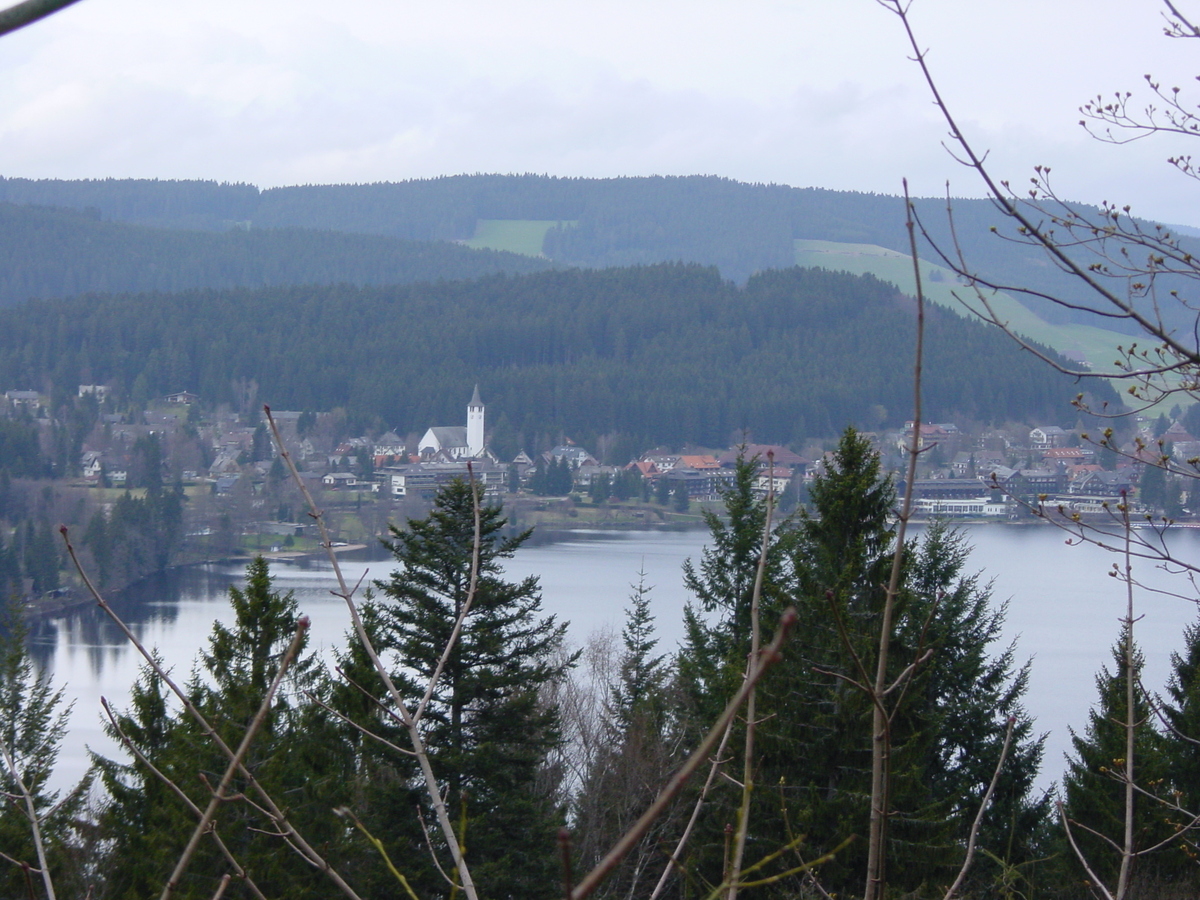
<box><xmin>418</xmin><ymin>386</ymin><xmax>488</xmax><ymax>459</ymax></box>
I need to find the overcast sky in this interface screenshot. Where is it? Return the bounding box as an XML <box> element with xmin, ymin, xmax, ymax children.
<box><xmin>2</xmin><ymin>0</ymin><xmax>1199</xmax><ymax>224</ymax></box>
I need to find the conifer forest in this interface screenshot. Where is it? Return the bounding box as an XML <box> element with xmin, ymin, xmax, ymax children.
<box><xmin>8</xmin><ymin>1</ymin><xmax>1200</xmax><ymax>898</ymax></box>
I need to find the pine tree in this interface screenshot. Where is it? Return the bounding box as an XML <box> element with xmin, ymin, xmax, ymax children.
<box><xmin>95</xmin><ymin>558</ymin><xmax>351</xmax><ymax>899</ymax></box>
<box><xmin>677</xmin><ymin>431</ymin><xmax>1046</xmax><ymax>896</ymax></box>
<box><xmin>769</xmin><ymin>432</ymin><xmax>1045</xmax><ymax>895</ymax></box>
<box><xmin>574</xmin><ymin>571</ymin><xmax>680</xmax><ymax>899</ymax></box>
<box><xmin>0</xmin><ymin>611</ymin><xmax>90</xmax><ymax>899</ymax></box>
<box><xmin>1154</xmin><ymin>612</ymin><xmax>1200</xmax><ymax>878</ymax></box>
<box><xmin>1062</xmin><ymin>627</ymin><xmax>1176</xmax><ymax>890</ymax></box>
<box><xmin>373</xmin><ymin>478</ymin><xmax>574</xmax><ymax>900</ymax></box>
<box><xmin>678</xmin><ymin>453</ymin><xmax>791</xmax><ymax>715</ymax></box>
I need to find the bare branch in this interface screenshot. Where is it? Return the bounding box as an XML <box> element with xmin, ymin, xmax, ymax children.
<box><xmin>414</xmin><ymin>462</ymin><xmax>483</xmax><ymax>726</ymax></box>
<box><xmin>161</xmin><ymin>618</ymin><xmax>309</xmax><ymax>900</ymax></box>
<box><xmin>264</xmin><ymin>405</ymin><xmax>480</xmax><ymax>900</ymax></box>
<box><xmin>725</xmin><ymin>453</ymin><xmax>776</xmax><ymax>900</ymax></box>
<box><xmin>943</xmin><ymin>716</ymin><xmax>1016</xmax><ymax>900</ymax></box>
<box><xmin>0</xmin><ymin>739</ymin><xmax>56</xmax><ymax>900</ymax></box>
<box><xmin>864</xmin><ymin>178</ymin><xmax>928</xmax><ymax>900</ymax></box>
<box><xmin>571</xmin><ymin>608</ymin><xmax>798</xmax><ymax>900</ymax></box>
<box><xmin>1059</xmin><ymin>803</ymin><xmax>1118</xmax><ymax>900</ymax></box>
<box><xmin>60</xmin><ymin>526</ymin><xmax>366</xmax><ymax>900</ymax></box>
<box><xmin>101</xmin><ymin>699</ymin><xmax>269</xmax><ymax>900</ymax></box>
<box><xmin>0</xmin><ymin>0</ymin><xmax>83</xmax><ymax>37</ymax></box>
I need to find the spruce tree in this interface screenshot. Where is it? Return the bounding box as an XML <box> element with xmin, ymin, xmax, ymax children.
<box><xmin>95</xmin><ymin>558</ymin><xmax>351</xmax><ymax>899</ymax></box>
<box><xmin>677</xmin><ymin>430</ymin><xmax>1046</xmax><ymax>897</ymax></box>
<box><xmin>373</xmin><ymin>478</ymin><xmax>574</xmax><ymax>900</ymax></box>
<box><xmin>0</xmin><ymin>612</ymin><xmax>90</xmax><ymax>899</ymax></box>
<box><xmin>1062</xmin><ymin>627</ymin><xmax>1176</xmax><ymax>890</ymax></box>
<box><xmin>575</xmin><ymin>571</ymin><xmax>680</xmax><ymax>900</ymax></box>
<box><xmin>1164</xmin><ymin>613</ymin><xmax>1200</xmax><ymax>820</ymax></box>
<box><xmin>678</xmin><ymin>453</ymin><xmax>791</xmax><ymax>717</ymax></box>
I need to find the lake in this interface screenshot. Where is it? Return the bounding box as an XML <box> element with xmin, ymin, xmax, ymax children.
<box><xmin>25</xmin><ymin>522</ymin><xmax>1200</xmax><ymax>794</ymax></box>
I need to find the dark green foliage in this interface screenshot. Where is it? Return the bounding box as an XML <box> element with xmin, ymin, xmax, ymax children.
<box><xmin>0</xmin><ymin>200</ymin><xmax>551</xmax><ymax>307</ymax></box>
<box><xmin>678</xmin><ymin>431</ymin><xmax>1046</xmax><ymax>897</ymax></box>
<box><xmin>372</xmin><ymin>479</ymin><xmax>574</xmax><ymax>900</ymax></box>
<box><xmin>0</xmin><ymin>418</ymin><xmax>48</xmax><ymax>478</ymax></box>
<box><xmin>529</xmin><ymin>457</ymin><xmax>574</xmax><ymax>497</ymax></box>
<box><xmin>83</xmin><ymin>484</ymin><xmax>184</xmax><ymax>588</ymax></box>
<box><xmin>7</xmin><ymin>173</ymin><xmax>1187</xmax><ymax>326</ymax></box>
<box><xmin>0</xmin><ymin>264</ymin><xmax>1095</xmax><ymax>450</ymax></box>
<box><xmin>574</xmin><ymin>572</ymin><xmax>681</xmax><ymax>900</ymax></box>
<box><xmin>610</xmin><ymin>467</ymin><xmax>642</xmax><ymax>501</ymax></box>
<box><xmin>1062</xmin><ymin>628</ymin><xmax>1177</xmax><ymax>889</ymax></box>
<box><xmin>0</xmin><ymin>611</ymin><xmax>90</xmax><ymax>899</ymax></box>
<box><xmin>95</xmin><ymin>558</ymin><xmax>351</xmax><ymax>899</ymax></box>
<box><xmin>588</xmin><ymin>472</ymin><xmax>611</xmax><ymax>503</ymax></box>
<box><xmin>23</xmin><ymin>517</ymin><xmax>61</xmax><ymax>594</ymax></box>
<box><xmin>679</xmin><ymin>454</ymin><xmax>792</xmax><ymax>709</ymax></box>
<box><xmin>655</xmin><ymin>475</ymin><xmax>671</xmax><ymax>506</ymax></box>
<box><xmin>1165</xmin><ymin>614</ymin><xmax>1200</xmax><ymax>816</ymax></box>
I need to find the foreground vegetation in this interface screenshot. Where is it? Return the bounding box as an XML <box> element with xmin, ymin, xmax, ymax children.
<box><xmin>5</xmin><ymin>435</ymin><xmax>1200</xmax><ymax>899</ymax></box>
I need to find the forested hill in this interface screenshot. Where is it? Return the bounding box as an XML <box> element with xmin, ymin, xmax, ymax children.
<box><xmin>2</xmin><ymin>173</ymin><xmax>1192</xmax><ymax>333</ymax></box>
<box><xmin>0</xmin><ymin>203</ymin><xmax>552</xmax><ymax>305</ymax></box>
<box><xmin>0</xmin><ymin>264</ymin><xmax>1100</xmax><ymax>448</ymax></box>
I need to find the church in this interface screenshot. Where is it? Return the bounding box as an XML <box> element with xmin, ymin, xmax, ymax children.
<box><xmin>417</xmin><ymin>386</ymin><xmax>487</xmax><ymax>459</ymax></box>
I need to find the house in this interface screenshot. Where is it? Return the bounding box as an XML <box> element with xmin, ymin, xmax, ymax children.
<box><xmin>659</xmin><ymin>466</ymin><xmax>735</xmax><ymax>500</ymax></box>
<box><xmin>753</xmin><ymin>467</ymin><xmax>794</xmax><ymax>498</ymax></box>
<box><xmin>1042</xmin><ymin>447</ymin><xmax>1091</xmax><ymax>464</ymax></box>
<box><xmin>1029</xmin><ymin>426</ymin><xmax>1069</xmax><ymax>449</ymax></box>
<box><xmin>4</xmin><ymin>390</ymin><xmax>40</xmax><ymax>410</ymax></box>
<box><xmin>1070</xmin><ymin>469</ymin><xmax>1133</xmax><ymax>497</ymax></box>
<box><xmin>322</xmin><ymin>472</ymin><xmax>358</xmax><ymax>488</ymax></box>
<box><xmin>81</xmin><ymin>451</ymin><xmax>103</xmax><ymax>480</ymax></box>
<box><xmin>719</xmin><ymin>444</ymin><xmax>808</xmax><ymax>470</ymax></box>
<box><xmin>164</xmin><ymin>391</ymin><xmax>199</xmax><ymax>405</ymax></box>
<box><xmin>912</xmin><ymin>497</ymin><xmax>1007</xmax><ymax>517</ymax></box>
<box><xmin>545</xmin><ymin>445</ymin><xmax>599</xmax><ymax>468</ymax></box>
<box><xmin>373</xmin><ymin>431</ymin><xmax>406</xmax><ymax>456</ymax></box>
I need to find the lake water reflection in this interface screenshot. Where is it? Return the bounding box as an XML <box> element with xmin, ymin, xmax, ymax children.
<box><xmin>27</xmin><ymin>523</ymin><xmax>1200</xmax><ymax>794</ymax></box>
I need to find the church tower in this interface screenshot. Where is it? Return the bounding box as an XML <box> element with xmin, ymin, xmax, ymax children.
<box><xmin>467</xmin><ymin>384</ymin><xmax>485</xmax><ymax>457</ymax></box>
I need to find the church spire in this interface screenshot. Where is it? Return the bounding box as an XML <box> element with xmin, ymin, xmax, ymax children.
<box><xmin>467</xmin><ymin>385</ymin><xmax>485</xmax><ymax>457</ymax></box>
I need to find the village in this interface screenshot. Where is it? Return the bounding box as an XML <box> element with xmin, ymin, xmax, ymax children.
<box><xmin>2</xmin><ymin>383</ymin><xmax>1193</xmax><ymax>568</ymax></box>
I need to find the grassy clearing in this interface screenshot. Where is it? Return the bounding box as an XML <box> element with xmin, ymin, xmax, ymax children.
<box><xmin>462</xmin><ymin>219</ymin><xmax>575</xmax><ymax>257</ymax></box>
<box><xmin>793</xmin><ymin>238</ymin><xmax>1129</xmax><ymax>374</ymax></box>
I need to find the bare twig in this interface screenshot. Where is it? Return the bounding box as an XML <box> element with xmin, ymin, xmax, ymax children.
<box><xmin>646</xmin><ymin>712</ymin><xmax>737</xmax><ymax>900</ymax></box>
<box><xmin>725</xmin><ymin>452</ymin><xmax>776</xmax><ymax>900</ymax></box>
<box><xmin>161</xmin><ymin>618</ymin><xmax>309</xmax><ymax>900</ymax></box>
<box><xmin>334</xmin><ymin>807</ymin><xmax>422</xmax><ymax>900</ymax></box>
<box><xmin>60</xmin><ymin>527</ymin><xmax>366</xmax><ymax>900</ymax></box>
<box><xmin>570</xmin><ymin>608</ymin><xmax>798</xmax><ymax>900</ymax></box>
<box><xmin>943</xmin><ymin>715</ymin><xmax>1016</xmax><ymax>900</ymax></box>
<box><xmin>101</xmin><ymin>699</ymin><xmax>268</xmax><ymax>900</ymax></box>
<box><xmin>1060</xmin><ymin>802</ymin><xmax>1118</xmax><ymax>900</ymax></box>
<box><xmin>264</xmin><ymin>405</ymin><xmax>480</xmax><ymax>900</ymax></box>
<box><xmin>304</xmin><ymin>690</ymin><xmax>415</xmax><ymax>757</ymax></box>
<box><xmin>0</xmin><ymin>739</ymin><xmax>56</xmax><ymax>900</ymax></box>
<box><xmin>863</xmin><ymin>178</ymin><xmax>928</xmax><ymax>900</ymax></box>
<box><xmin>415</xmin><ymin>460</ymin><xmax>483</xmax><ymax>726</ymax></box>
<box><xmin>0</xmin><ymin>0</ymin><xmax>83</xmax><ymax>38</ymax></box>
<box><xmin>1117</xmin><ymin>509</ymin><xmax>1137</xmax><ymax>900</ymax></box>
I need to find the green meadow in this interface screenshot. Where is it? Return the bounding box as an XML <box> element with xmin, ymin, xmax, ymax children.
<box><xmin>463</xmin><ymin>219</ymin><xmax>576</xmax><ymax>256</ymax></box>
<box><xmin>794</xmin><ymin>238</ymin><xmax>1129</xmax><ymax>377</ymax></box>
